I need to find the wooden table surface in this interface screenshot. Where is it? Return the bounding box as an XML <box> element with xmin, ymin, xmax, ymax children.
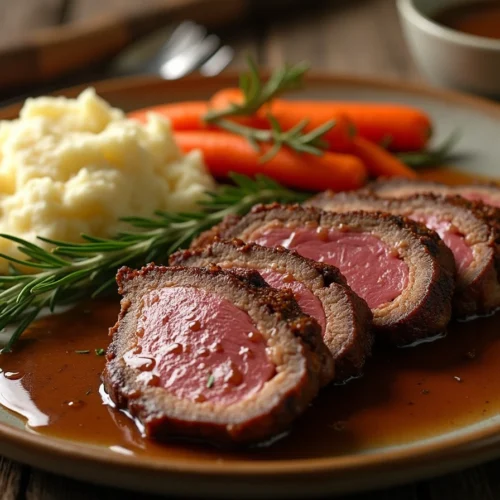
<box><xmin>0</xmin><ymin>0</ymin><xmax>499</xmax><ymax>499</ymax></box>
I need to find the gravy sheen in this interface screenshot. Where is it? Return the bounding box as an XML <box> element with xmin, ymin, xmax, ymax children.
<box><xmin>434</xmin><ymin>2</ymin><xmax>500</xmax><ymax>41</ymax></box>
<box><xmin>0</xmin><ymin>168</ymin><xmax>499</xmax><ymax>461</ymax></box>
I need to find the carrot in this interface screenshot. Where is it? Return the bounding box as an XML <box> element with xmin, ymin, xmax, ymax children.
<box><xmin>210</xmin><ymin>89</ymin><xmax>354</xmax><ymax>153</ymax></box>
<box><xmin>351</xmin><ymin>137</ymin><xmax>417</xmax><ymax>179</ymax></box>
<box><xmin>128</xmin><ymin>102</ymin><xmax>209</xmax><ymax>129</ymax></box>
<box><xmin>211</xmin><ymin>89</ymin><xmax>432</xmax><ymax>152</ymax></box>
<box><xmin>210</xmin><ymin>88</ymin><xmax>244</xmax><ymax>109</ymax></box>
<box><xmin>174</xmin><ymin>131</ymin><xmax>367</xmax><ymax>192</ymax></box>
<box><xmin>274</xmin><ymin>101</ymin><xmax>431</xmax><ymax>152</ymax></box>
<box><xmin>128</xmin><ymin>101</ymin><xmax>266</xmax><ymax>130</ymax></box>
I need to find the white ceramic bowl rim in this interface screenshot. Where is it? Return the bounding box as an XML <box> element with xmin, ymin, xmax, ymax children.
<box><xmin>397</xmin><ymin>0</ymin><xmax>500</xmax><ymax>51</ymax></box>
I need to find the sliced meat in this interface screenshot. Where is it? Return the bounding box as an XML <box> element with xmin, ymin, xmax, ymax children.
<box><xmin>307</xmin><ymin>192</ymin><xmax>500</xmax><ymax>318</ymax></box>
<box><xmin>103</xmin><ymin>265</ymin><xmax>333</xmax><ymax>446</ymax></box>
<box><xmin>367</xmin><ymin>178</ymin><xmax>500</xmax><ymax>208</ymax></box>
<box><xmin>198</xmin><ymin>204</ymin><xmax>456</xmax><ymax>346</ymax></box>
<box><xmin>171</xmin><ymin>239</ymin><xmax>373</xmax><ymax>383</ymax></box>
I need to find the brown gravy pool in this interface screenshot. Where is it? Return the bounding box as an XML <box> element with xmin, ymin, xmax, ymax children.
<box><xmin>0</xmin><ymin>169</ymin><xmax>499</xmax><ymax>461</ymax></box>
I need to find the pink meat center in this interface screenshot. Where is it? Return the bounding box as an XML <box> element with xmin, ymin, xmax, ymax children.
<box><xmin>251</xmin><ymin>227</ymin><xmax>408</xmax><ymax>309</ymax></box>
<box><xmin>257</xmin><ymin>269</ymin><xmax>326</xmax><ymax>333</ymax></box>
<box><xmin>411</xmin><ymin>214</ymin><xmax>473</xmax><ymax>274</ymax></box>
<box><xmin>126</xmin><ymin>287</ymin><xmax>275</xmax><ymax>406</ymax></box>
<box><xmin>462</xmin><ymin>192</ymin><xmax>500</xmax><ymax>208</ymax></box>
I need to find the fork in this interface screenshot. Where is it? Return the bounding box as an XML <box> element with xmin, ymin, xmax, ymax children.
<box><xmin>0</xmin><ymin>0</ymin><xmax>245</xmax><ymax>92</ymax></box>
<box><xmin>109</xmin><ymin>21</ymin><xmax>234</xmax><ymax>80</ymax></box>
<box><xmin>0</xmin><ymin>21</ymin><xmax>234</xmax><ymax>107</ymax></box>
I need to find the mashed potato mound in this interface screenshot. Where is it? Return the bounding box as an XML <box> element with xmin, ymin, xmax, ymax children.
<box><xmin>0</xmin><ymin>88</ymin><xmax>215</xmax><ymax>272</ymax></box>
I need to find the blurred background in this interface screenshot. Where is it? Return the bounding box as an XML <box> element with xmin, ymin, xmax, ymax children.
<box><xmin>0</xmin><ymin>0</ymin><xmax>421</xmax><ymax>101</ymax></box>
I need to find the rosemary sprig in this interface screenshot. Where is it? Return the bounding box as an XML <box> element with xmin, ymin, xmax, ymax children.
<box><xmin>204</xmin><ymin>57</ymin><xmax>335</xmax><ymax>160</ymax></box>
<box><xmin>397</xmin><ymin>132</ymin><xmax>461</xmax><ymax>168</ymax></box>
<box><xmin>215</xmin><ymin>114</ymin><xmax>335</xmax><ymax>161</ymax></box>
<box><xmin>204</xmin><ymin>57</ymin><xmax>308</xmax><ymax>122</ymax></box>
<box><xmin>0</xmin><ymin>174</ymin><xmax>308</xmax><ymax>353</ymax></box>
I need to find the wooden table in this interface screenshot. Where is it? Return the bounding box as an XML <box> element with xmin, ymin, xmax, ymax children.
<box><xmin>0</xmin><ymin>0</ymin><xmax>498</xmax><ymax>498</ymax></box>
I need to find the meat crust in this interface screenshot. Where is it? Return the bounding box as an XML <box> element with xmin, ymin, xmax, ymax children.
<box><xmin>366</xmin><ymin>178</ymin><xmax>500</xmax><ymax>209</ymax></box>
<box><xmin>308</xmin><ymin>191</ymin><xmax>500</xmax><ymax>317</ymax></box>
<box><xmin>103</xmin><ymin>265</ymin><xmax>333</xmax><ymax>446</ymax></box>
<box><xmin>195</xmin><ymin>204</ymin><xmax>456</xmax><ymax>346</ymax></box>
<box><xmin>171</xmin><ymin>239</ymin><xmax>373</xmax><ymax>382</ymax></box>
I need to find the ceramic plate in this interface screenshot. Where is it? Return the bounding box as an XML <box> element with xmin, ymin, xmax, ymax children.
<box><xmin>0</xmin><ymin>74</ymin><xmax>500</xmax><ymax>498</ymax></box>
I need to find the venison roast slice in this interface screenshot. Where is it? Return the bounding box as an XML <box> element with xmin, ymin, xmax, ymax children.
<box><xmin>367</xmin><ymin>178</ymin><xmax>500</xmax><ymax>208</ymax></box>
<box><xmin>307</xmin><ymin>192</ymin><xmax>500</xmax><ymax>318</ymax></box>
<box><xmin>195</xmin><ymin>204</ymin><xmax>456</xmax><ymax>346</ymax></box>
<box><xmin>103</xmin><ymin>265</ymin><xmax>333</xmax><ymax>446</ymax></box>
<box><xmin>171</xmin><ymin>239</ymin><xmax>373</xmax><ymax>383</ymax></box>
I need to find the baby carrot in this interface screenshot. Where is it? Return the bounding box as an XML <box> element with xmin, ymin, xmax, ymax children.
<box><xmin>128</xmin><ymin>101</ymin><xmax>209</xmax><ymax>129</ymax></box>
<box><xmin>210</xmin><ymin>88</ymin><xmax>244</xmax><ymax>109</ymax></box>
<box><xmin>210</xmin><ymin>89</ymin><xmax>354</xmax><ymax>153</ymax></box>
<box><xmin>314</xmin><ymin>102</ymin><xmax>432</xmax><ymax>152</ymax></box>
<box><xmin>174</xmin><ymin>131</ymin><xmax>367</xmax><ymax>192</ymax></box>
<box><xmin>351</xmin><ymin>137</ymin><xmax>417</xmax><ymax>179</ymax></box>
<box><xmin>128</xmin><ymin>101</ymin><xmax>266</xmax><ymax>130</ymax></box>
<box><xmin>211</xmin><ymin>89</ymin><xmax>432</xmax><ymax>152</ymax></box>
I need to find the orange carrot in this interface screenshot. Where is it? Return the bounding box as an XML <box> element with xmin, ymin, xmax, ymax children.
<box><xmin>128</xmin><ymin>102</ymin><xmax>209</xmax><ymax>129</ymax></box>
<box><xmin>274</xmin><ymin>101</ymin><xmax>431</xmax><ymax>152</ymax></box>
<box><xmin>210</xmin><ymin>89</ymin><xmax>354</xmax><ymax>153</ymax></box>
<box><xmin>210</xmin><ymin>88</ymin><xmax>244</xmax><ymax>109</ymax></box>
<box><xmin>174</xmin><ymin>131</ymin><xmax>367</xmax><ymax>192</ymax></box>
<box><xmin>128</xmin><ymin>101</ymin><xmax>265</xmax><ymax>130</ymax></box>
<box><xmin>211</xmin><ymin>89</ymin><xmax>432</xmax><ymax>152</ymax></box>
<box><xmin>351</xmin><ymin>137</ymin><xmax>417</xmax><ymax>179</ymax></box>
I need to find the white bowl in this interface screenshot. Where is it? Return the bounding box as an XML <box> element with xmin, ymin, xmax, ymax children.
<box><xmin>397</xmin><ymin>0</ymin><xmax>500</xmax><ymax>96</ymax></box>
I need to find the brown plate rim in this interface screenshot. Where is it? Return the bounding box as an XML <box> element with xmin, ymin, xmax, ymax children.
<box><xmin>0</xmin><ymin>72</ymin><xmax>500</xmax><ymax>484</ymax></box>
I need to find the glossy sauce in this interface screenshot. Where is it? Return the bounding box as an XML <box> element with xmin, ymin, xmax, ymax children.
<box><xmin>434</xmin><ymin>2</ymin><xmax>500</xmax><ymax>41</ymax></box>
<box><xmin>0</xmin><ymin>168</ymin><xmax>499</xmax><ymax>461</ymax></box>
<box><xmin>1</xmin><ymin>299</ymin><xmax>499</xmax><ymax>460</ymax></box>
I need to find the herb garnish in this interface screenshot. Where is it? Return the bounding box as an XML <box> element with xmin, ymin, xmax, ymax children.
<box><xmin>207</xmin><ymin>373</ymin><xmax>215</xmax><ymax>389</ymax></box>
<box><xmin>0</xmin><ymin>174</ymin><xmax>307</xmax><ymax>353</ymax></box>
<box><xmin>204</xmin><ymin>57</ymin><xmax>335</xmax><ymax>161</ymax></box>
<box><xmin>397</xmin><ymin>132</ymin><xmax>460</xmax><ymax>168</ymax></box>
<box><xmin>75</xmin><ymin>350</ymin><xmax>90</xmax><ymax>355</ymax></box>
<box><xmin>95</xmin><ymin>348</ymin><xmax>105</xmax><ymax>356</ymax></box>
<box><xmin>205</xmin><ymin>57</ymin><xmax>307</xmax><ymax>122</ymax></box>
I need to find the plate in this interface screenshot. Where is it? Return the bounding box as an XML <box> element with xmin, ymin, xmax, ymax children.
<box><xmin>0</xmin><ymin>74</ymin><xmax>500</xmax><ymax>498</ymax></box>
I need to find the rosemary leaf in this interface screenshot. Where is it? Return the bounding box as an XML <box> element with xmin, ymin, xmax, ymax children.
<box><xmin>204</xmin><ymin>57</ymin><xmax>308</xmax><ymax>122</ymax></box>
<box><xmin>1</xmin><ymin>306</ymin><xmax>39</xmax><ymax>353</ymax></box>
<box><xmin>202</xmin><ymin>57</ymin><xmax>333</xmax><ymax>160</ymax></box>
<box><xmin>0</xmin><ymin>173</ymin><xmax>308</xmax><ymax>352</ymax></box>
<box><xmin>397</xmin><ymin>131</ymin><xmax>460</xmax><ymax>168</ymax></box>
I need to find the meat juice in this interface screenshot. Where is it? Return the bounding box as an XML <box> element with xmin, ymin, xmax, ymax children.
<box><xmin>0</xmin><ymin>169</ymin><xmax>499</xmax><ymax>460</ymax></box>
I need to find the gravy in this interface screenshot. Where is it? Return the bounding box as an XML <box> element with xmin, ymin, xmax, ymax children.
<box><xmin>0</xmin><ymin>300</ymin><xmax>499</xmax><ymax>461</ymax></box>
<box><xmin>434</xmin><ymin>2</ymin><xmax>500</xmax><ymax>41</ymax></box>
<box><xmin>0</xmin><ymin>168</ymin><xmax>500</xmax><ymax>461</ymax></box>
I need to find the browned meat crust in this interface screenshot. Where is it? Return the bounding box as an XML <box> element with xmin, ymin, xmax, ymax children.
<box><xmin>103</xmin><ymin>265</ymin><xmax>333</xmax><ymax>446</ymax></box>
<box><xmin>366</xmin><ymin>178</ymin><xmax>500</xmax><ymax>209</ymax></box>
<box><xmin>307</xmin><ymin>191</ymin><xmax>500</xmax><ymax>318</ymax></box>
<box><xmin>196</xmin><ymin>204</ymin><xmax>456</xmax><ymax>346</ymax></box>
<box><xmin>171</xmin><ymin>239</ymin><xmax>373</xmax><ymax>383</ymax></box>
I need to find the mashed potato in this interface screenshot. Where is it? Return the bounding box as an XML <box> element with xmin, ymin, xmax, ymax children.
<box><xmin>0</xmin><ymin>88</ymin><xmax>215</xmax><ymax>272</ymax></box>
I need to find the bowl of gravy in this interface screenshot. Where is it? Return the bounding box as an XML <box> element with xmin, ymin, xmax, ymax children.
<box><xmin>397</xmin><ymin>0</ymin><xmax>500</xmax><ymax>96</ymax></box>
